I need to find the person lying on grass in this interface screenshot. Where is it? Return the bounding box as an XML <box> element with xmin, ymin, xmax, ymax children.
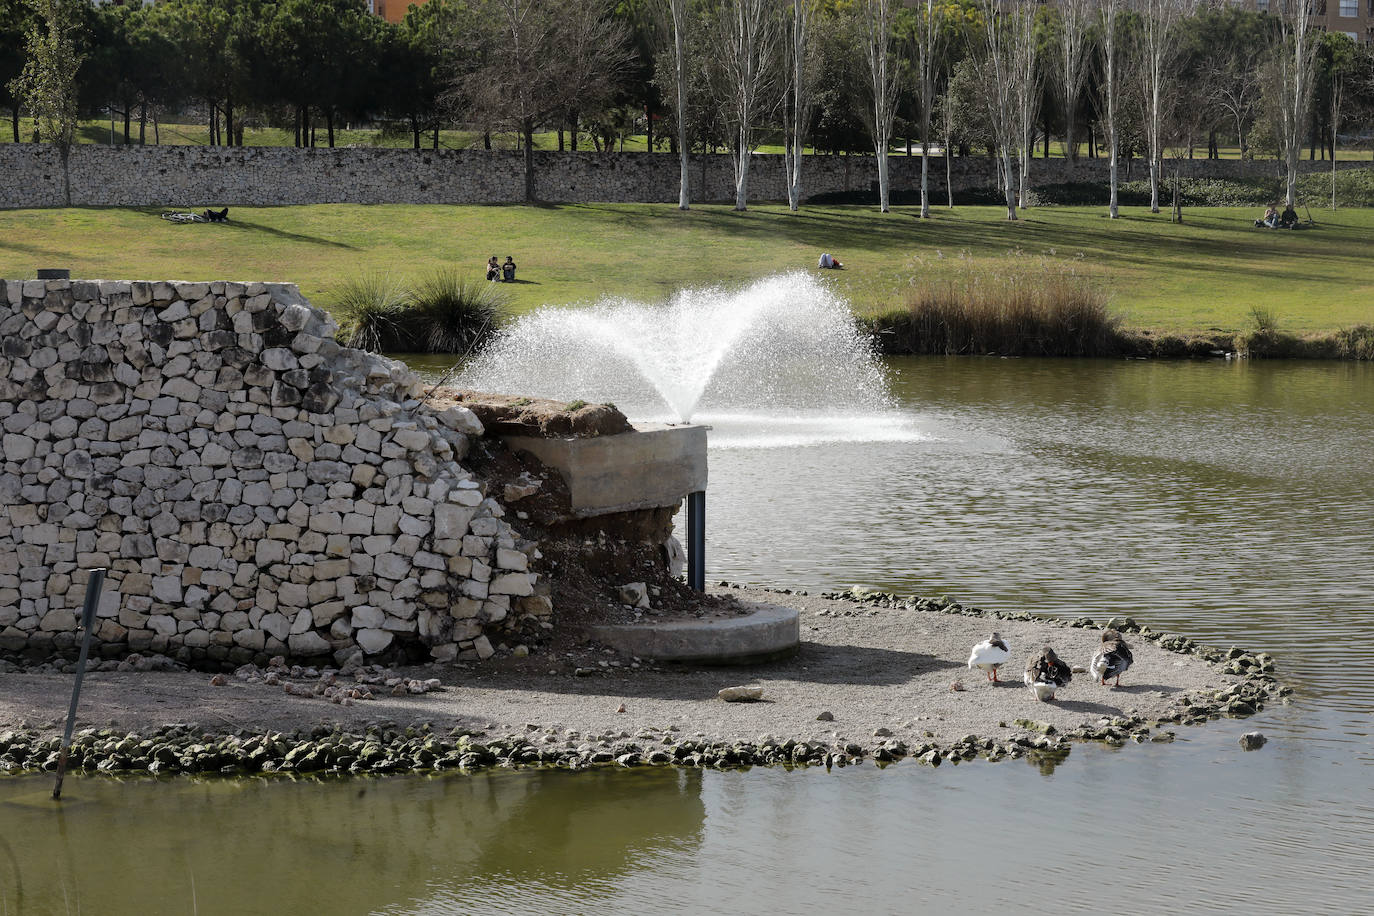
<box><xmin>818</xmin><ymin>252</ymin><xmax>844</xmax><ymax>269</ymax></box>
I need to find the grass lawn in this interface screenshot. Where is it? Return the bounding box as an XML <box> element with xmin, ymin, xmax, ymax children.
<box><xmin>1</xmin><ymin>203</ymin><xmax>1370</xmax><ymax>336</ymax></box>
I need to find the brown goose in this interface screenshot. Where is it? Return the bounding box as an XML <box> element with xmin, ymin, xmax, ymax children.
<box><xmin>1024</xmin><ymin>646</ymin><xmax>1072</xmax><ymax>702</ymax></box>
<box><xmin>1091</xmin><ymin>628</ymin><xmax>1134</xmax><ymax>687</ymax></box>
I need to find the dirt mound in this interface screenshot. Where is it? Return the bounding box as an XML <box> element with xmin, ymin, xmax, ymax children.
<box><xmin>432</xmin><ymin>388</ymin><xmax>633</xmax><ymax>438</ymax></box>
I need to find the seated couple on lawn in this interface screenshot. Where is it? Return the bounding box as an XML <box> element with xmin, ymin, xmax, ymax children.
<box><xmin>1255</xmin><ymin>203</ymin><xmax>1299</xmax><ymax>230</ymax></box>
<box><xmin>486</xmin><ymin>255</ymin><xmax>517</xmax><ymax>281</ymax></box>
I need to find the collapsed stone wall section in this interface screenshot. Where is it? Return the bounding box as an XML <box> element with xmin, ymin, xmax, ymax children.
<box><xmin>0</xmin><ymin>277</ymin><xmax>550</xmax><ymax>668</ymax></box>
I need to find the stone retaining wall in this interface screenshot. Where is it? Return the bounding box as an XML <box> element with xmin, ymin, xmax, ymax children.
<box><xmin>0</xmin><ymin>277</ymin><xmax>549</xmax><ymax>668</ymax></box>
<box><xmin>0</xmin><ymin>144</ymin><xmax>1363</xmax><ymax>208</ymax></box>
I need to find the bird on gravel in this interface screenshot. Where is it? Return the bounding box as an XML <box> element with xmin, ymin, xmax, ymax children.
<box><xmin>967</xmin><ymin>632</ymin><xmax>1011</xmax><ymax>683</ymax></box>
<box><xmin>1024</xmin><ymin>646</ymin><xmax>1072</xmax><ymax>702</ymax></box>
<box><xmin>1090</xmin><ymin>628</ymin><xmax>1134</xmax><ymax>687</ymax></box>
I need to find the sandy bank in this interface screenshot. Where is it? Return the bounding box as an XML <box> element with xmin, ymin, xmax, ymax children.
<box><xmin>0</xmin><ymin>587</ymin><xmax>1286</xmax><ymax>772</ymax></box>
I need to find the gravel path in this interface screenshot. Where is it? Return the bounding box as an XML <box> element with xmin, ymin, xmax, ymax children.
<box><xmin>0</xmin><ymin>587</ymin><xmax>1249</xmax><ymax>753</ymax></box>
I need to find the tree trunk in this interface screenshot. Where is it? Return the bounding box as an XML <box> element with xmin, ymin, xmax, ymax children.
<box><xmin>646</xmin><ymin>101</ymin><xmax>653</xmax><ymax>151</ymax></box>
<box><xmin>523</xmin><ymin>123</ymin><xmax>536</xmax><ymax>202</ymax></box>
<box><xmin>327</xmin><ymin>110</ymin><xmax>335</xmax><ymax>148</ymax></box>
<box><xmin>483</xmin><ymin>131</ymin><xmax>491</xmax><ymax>150</ymax></box>
<box><xmin>139</xmin><ymin>102</ymin><xmax>146</xmax><ymax>145</ymax></box>
<box><xmin>225</xmin><ymin>95</ymin><xmax>234</xmax><ymax>147</ymax></box>
<box><xmin>122</xmin><ymin>106</ymin><xmax>131</xmax><ymax>145</ymax></box>
<box><xmin>570</xmin><ymin>111</ymin><xmax>579</xmax><ymax>151</ymax></box>
<box><xmin>433</xmin><ymin>125</ymin><xmax>439</xmax><ymax>150</ymax></box>
<box><xmin>558</xmin><ymin>128</ymin><xmax>564</xmax><ymax>151</ymax></box>
<box><xmin>945</xmin><ymin>130</ymin><xmax>953</xmax><ymax>209</ymax></box>
<box><xmin>411</xmin><ymin>115</ymin><xmax>420</xmax><ymax>150</ymax></box>
<box><xmin>12</xmin><ymin>105</ymin><xmax>21</xmax><ymax>143</ymax></box>
<box><xmin>919</xmin><ymin>136</ymin><xmax>929</xmax><ymax>219</ymax></box>
<box><xmin>876</xmin><ymin>140</ymin><xmax>890</xmax><ymax>213</ymax></box>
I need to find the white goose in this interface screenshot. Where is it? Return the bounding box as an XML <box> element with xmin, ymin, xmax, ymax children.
<box><xmin>967</xmin><ymin>632</ymin><xmax>1011</xmax><ymax>683</ymax></box>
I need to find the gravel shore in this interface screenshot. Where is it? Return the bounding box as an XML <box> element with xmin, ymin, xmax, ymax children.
<box><xmin>0</xmin><ymin>586</ymin><xmax>1285</xmax><ymax>772</ymax></box>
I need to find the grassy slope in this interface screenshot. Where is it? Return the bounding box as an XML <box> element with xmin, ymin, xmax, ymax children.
<box><xmin>1</xmin><ymin>203</ymin><xmax>1370</xmax><ymax>335</ymax></box>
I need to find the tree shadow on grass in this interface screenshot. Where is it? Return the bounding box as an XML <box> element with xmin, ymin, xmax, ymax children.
<box><xmin>221</xmin><ymin>218</ymin><xmax>359</xmax><ymax>249</ymax></box>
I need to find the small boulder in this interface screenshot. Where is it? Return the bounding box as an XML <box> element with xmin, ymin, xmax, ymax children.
<box><xmin>718</xmin><ymin>685</ymin><xmax>763</xmax><ymax>703</ymax></box>
<box><xmin>816</xmin><ymin>710</ymin><xmax>835</xmax><ymax>722</ymax></box>
<box><xmin>616</xmin><ymin>582</ymin><xmax>650</xmax><ymax>608</ymax></box>
<box><xmin>1238</xmin><ymin>731</ymin><xmax>1267</xmax><ymax>751</ymax></box>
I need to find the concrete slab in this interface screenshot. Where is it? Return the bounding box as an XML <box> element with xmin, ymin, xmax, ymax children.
<box><xmin>589</xmin><ymin>601</ymin><xmax>799</xmax><ymax>665</ymax></box>
<box><xmin>502</xmin><ymin>424</ymin><xmax>707</xmax><ymax>517</ymax></box>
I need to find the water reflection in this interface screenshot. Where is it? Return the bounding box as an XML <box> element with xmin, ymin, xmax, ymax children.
<box><xmin>0</xmin><ymin>769</ymin><xmax>705</xmax><ymax>916</ymax></box>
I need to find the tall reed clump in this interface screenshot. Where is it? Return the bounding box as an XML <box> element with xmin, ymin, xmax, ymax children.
<box><xmin>408</xmin><ymin>268</ymin><xmax>505</xmax><ymax>353</ymax></box>
<box><xmin>329</xmin><ymin>269</ymin><xmax>505</xmax><ymax>354</ymax></box>
<box><xmin>870</xmin><ymin>264</ymin><xmax>1120</xmax><ymax>356</ymax></box>
<box><xmin>331</xmin><ymin>272</ymin><xmax>411</xmax><ymax>352</ymax></box>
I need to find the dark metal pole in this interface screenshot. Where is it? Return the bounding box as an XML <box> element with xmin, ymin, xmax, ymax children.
<box><xmin>686</xmin><ymin>491</ymin><xmax>705</xmax><ymax>592</ymax></box>
<box><xmin>53</xmin><ymin>568</ymin><xmax>105</xmax><ymax>800</ymax></box>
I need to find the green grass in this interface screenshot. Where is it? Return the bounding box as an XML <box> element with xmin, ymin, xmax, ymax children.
<box><xmin>1</xmin><ymin>203</ymin><xmax>1371</xmax><ymax>337</ymax></box>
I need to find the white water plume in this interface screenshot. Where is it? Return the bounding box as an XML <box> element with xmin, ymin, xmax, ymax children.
<box><xmin>458</xmin><ymin>273</ymin><xmax>893</xmax><ymax>423</ymax></box>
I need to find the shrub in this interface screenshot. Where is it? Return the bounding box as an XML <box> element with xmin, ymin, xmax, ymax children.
<box><xmin>868</xmin><ymin>262</ymin><xmax>1121</xmax><ymax>357</ymax></box>
<box><xmin>409</xmin><ymin>268</ymin><xmax>505</xmax><ymax>354</ymax></box>
<box><xmin>330</xmin><ymin>273</ymin><xmax>411</xmax><ymax>352</ymax></box>
<box><xmin>1296</xmin><ymin>168</ymin><xmax>1374</xmax><ymax>209</ymax></box>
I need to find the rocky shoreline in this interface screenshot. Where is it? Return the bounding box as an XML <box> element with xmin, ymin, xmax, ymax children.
<box><xmin>0</xmin><ymin>587</ymin><xmax>1289</xmax><ymax>778</ymax></box>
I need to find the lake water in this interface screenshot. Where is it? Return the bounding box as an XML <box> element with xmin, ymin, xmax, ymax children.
<box><xmin>4</xmin><ymin>358</ymin><xmax>1373</xmax><ymax>914</ymax></box>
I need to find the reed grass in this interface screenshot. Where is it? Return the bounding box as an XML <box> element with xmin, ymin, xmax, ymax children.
<box><xmin>330</xmin><ymin>272</ymin><xmax>410</xmax><ymax>352</ymax></box>
<box><xmin>868</xmin><ymin>264</ymin><xmax>1120</xmax><ymax>357</ymax></box>
<box><xmin>408</xmin><ymin>268</ymin><xmax>505</xmax><ymax>354</ymax></box>
<box><xmin>329</xmin><ymin>269</ymin><xmax>504</xmax><ymax>354</ymax></box>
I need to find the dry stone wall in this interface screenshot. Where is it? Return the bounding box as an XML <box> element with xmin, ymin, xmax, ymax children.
<box><xmin>0</xmin><ymin>144</ymin><xmax>1360</xmax><ymax>209</ymax></box>
<box><xmin>0</xmin><ymin>277</ymin><xmax>550</xmax><ymax>668</ymax></box>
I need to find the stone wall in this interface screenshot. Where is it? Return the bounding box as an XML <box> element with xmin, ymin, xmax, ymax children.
<box><xmin>0</xmin><ymin>277</ymin><xmax>549</xmax><ymax>668</ymax></box>
<box><xmin>0</xmin><ymin>144</ymin><xmax>1364</xmax><ymax>208</ymax></box>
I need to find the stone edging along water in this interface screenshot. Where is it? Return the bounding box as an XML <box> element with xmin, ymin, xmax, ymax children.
<box><xmin>0</xmin><ymin>589</ymin><xmax>1288</xmax><ymax>779</ymax></box>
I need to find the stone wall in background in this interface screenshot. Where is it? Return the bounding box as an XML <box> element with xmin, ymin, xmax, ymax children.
<box><xmin>0</xmin><ymin>144</ymin><xmax>1361</xmax><ymax>209</ymax></box>
<box><xmin>0</xmin><ymin>277</ymin><xmax>550</xmax><ymax>669</ymax></box>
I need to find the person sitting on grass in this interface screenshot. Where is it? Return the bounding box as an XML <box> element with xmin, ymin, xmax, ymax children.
<box><xmin>818</xmin><ymin>252</ymin><xmax>844</xmax><ymax>270</ymax></box>
<box><xmin>1279</xmin><ymin>204</ymin><xmax>1299</xmax><ymax>229</ymax></box>
<box><xmin>1255</xmin><ymin>205</ymin><xmax>1278</xmax><ymax>229</ymax></box>
<box><xmin>502</xmin><ymin>255</ymin><xmax>517</xmax><ymax>282</ymax></box>
<box><xmin>486</xmin><ymin>255</ymin><xmax>501</xmax><ymax>281</ymax></box>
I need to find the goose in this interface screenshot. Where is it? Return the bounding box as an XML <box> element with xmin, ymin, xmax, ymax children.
<box><xmin>1091</xmin><ymin>628</ymin><xmax>1134</xmax><ymax>687</ymax></box>
<box><xmin>967</xmin><ymin>632</ymin><xmax>1011</xmax><ymax>683</ymax></box>
<box><xmin>1024</xmin><ymin>646</ymin><xmax>1072</xmax><ymax>702</ymax></box>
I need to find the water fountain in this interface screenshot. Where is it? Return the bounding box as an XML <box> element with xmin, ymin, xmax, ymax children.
<box><xmin>458</xmin><ymin>273</ymin><xmax>913</xmax><ymax>448</ymax></box>
<box><xmin>457</xmin><ymin>274</ymin><xmax>916</xmax><ymax>660</ymax></box>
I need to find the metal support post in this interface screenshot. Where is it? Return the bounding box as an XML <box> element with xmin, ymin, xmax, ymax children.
<box><xmin>53</xmin><ymin>568</ymin><xmax>105</xmax><ymax>800</ymax></box>
<box><xmin>686</xmin><ymin>490</ymin><xmax>705</xmax><ymax>592</ymax></box>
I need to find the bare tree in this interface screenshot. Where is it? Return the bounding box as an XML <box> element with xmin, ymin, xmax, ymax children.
<box><xmin>459</xmin><ymin>0</ymin><xmax>631</xmax><ymax>203</ymax></box>
<box><xmin>652</xmin><ymin>0</ymin><xmax>694</xmax><ymax>210</ymax></box>
<box><xmin>709</xmin><ymin>0</ymin><xmax>782</xmax><ymax>211</ymax></box>
<box><xmin>1052</xmin><ymin>0</ymin><xmax>1094</xmax><ymax>175</ymax></box>
<box><xmin>858</xmin><ymin>0</ymin><xmax>900</xmax><ymax>212</ymax></box>
<box><xmin>1098</xmin><ymin>0</ymin><xmax>1124</xmax><ymax>218</ymax></box>
<box><xmin>974</xmin><ymin>0</ymin><xmax>1025</xmax><ymax>220</ymax></box>
<box><xmin>1274</xmin><ymin>0</ymin><xmax>1319</xmax><ymax>208</ymax></box>
<box><xmin>1202</xmin><ymin>47</ymin><xmax>1264</xmax><ymax>160</ymax></box>
<box><xmin>783</xmin><ymin>0</ymin><xmax>817</xmax><ymax>211</ymax></box>
<box><xmin>1133</xmin><ymin>0</ymin><xmax>1198</xmax><ymax>214</ymax></box>
<box><xmin>1010</xmin><ymin>0</ymin><xmax>1040</xmax><ymax>208</ymax></box>
<box><xmin>912</xmin><ymin>0</ymin><xmax>945</xmax><ymax>218</ymax></box>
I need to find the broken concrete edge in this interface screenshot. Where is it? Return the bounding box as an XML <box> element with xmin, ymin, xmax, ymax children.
<box><xmin>502</xmin><ymin>425</ymin><xmax>708</xmax><ymax>517</ymax></box>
